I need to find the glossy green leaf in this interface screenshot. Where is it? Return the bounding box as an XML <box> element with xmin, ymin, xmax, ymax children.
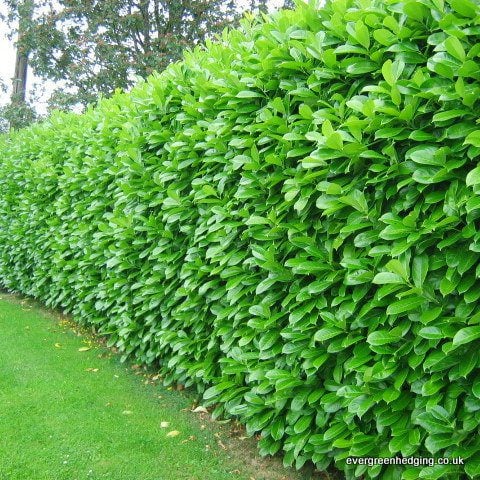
<box><xmin>367</xmin><ymin>329</ymin><xmax>402</xmax><ymax>345</ymax></box>
<box><xmin>464</xmin><ymin>131</ymin><xmax>480</xmax><ymax>148</ymax></box>
<box><xmin>452</xmin><ymin>326</ymin><xmax>480</xmax><ymax>347</ymax></box>
<box><xmin>372</xmin><ymin>272</ymin><xmax>404</xmax><ymax>284</ymax></box>
<box><xmin>387</xmin><ymin>296</ymin><xmax>424</xmax><ymax>315</ymax></box>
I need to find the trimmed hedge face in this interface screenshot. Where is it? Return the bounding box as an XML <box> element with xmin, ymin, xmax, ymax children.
<box><xmin>2</xmin><ymin>0</ymin><xmax>480</xmax><ymax>478</ymax></box>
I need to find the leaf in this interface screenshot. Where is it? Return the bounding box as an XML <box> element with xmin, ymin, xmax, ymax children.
<box><xmin>270</xmin><ymin>418</ymin><xmax>284</xmax><ymax>441</ymax></box>
<box><xmin>412</xmin><ymin>255</ymin><xmax>428</xmax><ymax>289</ymax></box>
<box><xmin>78</xmin><ymin>347</ymin><xmax>91</xmax><ymax>352</ymax></box>
<box><xmin>236</xmin><ymin>90</ymin><xmax>263</xmax><ymax>98</ymax></box>
<box><xmin>419</xmin><ymin>465</ymin><xmax>460</xmax><ymax>479</ymax></box>
<box><xmin>387</xmin><ymin>296</ymin><xmax>424</xmax><ymax>315</ymax></box>
<box><xmin>367</xmin><ymin>329</ymin><xmax>402</xmax><ymax>346</ymax></box>
<box><xmin>432</xmin><ymin>110</ymin><xmax>469</xmax><ymax>122</ymax></box>
<box><xmin>372</xmin><ymin>272</ymin><xmax>404</xmax><ymax>284</ymax></box>
<box><xmin>325</xmin><ymin>132</ymin><xmax>343</xmax><ymax>150</ymax></box>
<box><xmin>345</xmin><ymin>60</ymin><xmax>377</xmax><ymax>75</ymax></box>
<box><xmin>354</xmin><ymin>20</ymin><xmax>370</xmax><ymax>49</ymax></box>
<box><xmin>449</xmin><ymin>0</ymin><xmax>478</xmax><ymax>18</ymax></box>
<box><xmin>338</xmin><ymin>190</ymin><xmax>368</xmax><ymax>213</ymax></box>
<box><xmin>375</xmin><ymin>127</ymin><xmax>405</xmax><ymax>139</ymax></box>
<box><xmin>422</xmin><ymin>378</ymin><xmax>443</xmax><ymax>396</ymax></box>
<box><xmin>321</xmin><ymin>119</ymin><xmax>334</xmax><ymax>137</ymax></box>
<box><xmin>452</xmin><ymin>326</ymin><xmax>480</xmax><ymax>347</ymax></box>
<box><xmin>405</xmin><ymin>145</ymin><xmax>444</xmax><ymax>166</ymax></box>
<box><xmin>414</xmin><ymin>412</ymin><xmax>453</xmax><ymax>434</ymax></box>
<box><xmin>192</xmin><ymin>406</ymin><xmax>209</xmax><ymax>414</ymax></box>
<box><xmin>122</xmin><ymin>410</ymin><xmax>133</xmax><ymax>415</ymax></box>
<box><xmin>466</xmin><ymin>167</ymin><xmax>480</xmax><ymax>186</ymax></box>
<box><xmin>412</xmin><ymin>166</ymin><xmax>443</xmax><ymax>184</ymax></box>
<box><xmin>166</xmin><ymin>430</ymin><xmax>181</xmax><ymax>437</ymax></box>
<box><xmin>294</xmin><ymin>415</ymin><xmax>312</xmax><ymax>434</ymax></box>
<box><xmin>381</xmin><ymin>59</ymin><xmax>394</xmax><ymax>86</ymax></box>
<box><xmin>444</xmin><ymin>36</ymin><xmax>465</xmax><ymax>62</ymax></box>
<box><xmin>385</xmin><ymin>259</ymin><xmax>409</xmax><ymax>281</ymax></box>
<box><xmin>299</xmin><ymin>104</ymin><xmax>313</xmax><ymax>119</ymax></box>
<box><xmin>465</xmin><ymin>131</ymin><xmax>480</xmax><ymax>148</ymax></box>
<box><xmin>373</xmin><ymin>28</ymin><xmax>395</xmax><ymax>46</ymax></box>
<box><xmin>323</xmin><ymin>423</ymin><xmax>348</xmax><ymax>441</ymax></box>
<box><xmin>465</xmin><ymin>454</ymin><xmax>480</xmax><ymax>478</ymax></box>
<box><xmin>314</xmin><ymin>327</ymin><xmax>343</xmax><ymax>342</ymax></box>
<box><xmin>425</xmin><ymin>434</ymin><xmax>454</xmax><ymax>454</ymax></box>
<box><xmin>418</xmin><ymin>327</ymin><xmax>443</xmax><ymax>340</ymax></box>
<box><xmin>160</xmin><ymin>421</ymin><xmax>170</xmax><ymax>428</ymax></box>
<box><xmin>421</xmin><ymin>307</ymin><xmax>443</xmax><ymax>324</ymax></box>
<box><xmin>472</xmin><ymin>377</ymin><xmax>480</xmax><ymax>399</ymax></box>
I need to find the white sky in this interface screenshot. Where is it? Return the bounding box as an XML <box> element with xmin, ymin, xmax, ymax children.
<box><xmin>0</xmin><ymin>0</ymin><xmax>287</xmax><ymax>115</ymax></box>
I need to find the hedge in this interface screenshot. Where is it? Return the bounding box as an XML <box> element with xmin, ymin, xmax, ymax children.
<box><xmin>1</xmin><ymin>0</ymin><xmax>480</xmax><ymax>478</ymax></box>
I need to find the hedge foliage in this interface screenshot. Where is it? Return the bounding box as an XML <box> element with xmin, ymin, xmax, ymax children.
<box><xmin>1</xmin><ymin>0</ymin><xmax>480</xmax><ymax>478</ymax></box>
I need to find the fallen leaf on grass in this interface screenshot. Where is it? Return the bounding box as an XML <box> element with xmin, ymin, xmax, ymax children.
<box><xmin>85</xmin><ymin>368</ymin><xmax>99</xmax><ymax>372</ymax></box>
<box><xmin>54</xmin><ymin>343</ymin><xmax>62</xmax><ymax>348</ymax></box>
<box><xmin>181</xmin><ymin>435</ymin><xmax>196</xmax><ymax>444</ymax></box>
<box><xmin>122</xmin><ymin>410</ymin><xmax>133</xmax><ymax>415</ymax></box>
<box><xmin>160</xmin><ymin>421</ymin><xmax>170</xmax><ymax>428</ymax></box>
<box><xmin>166</xmin><ymin>430</ymin><xmax>180</xmax><ymax>437</ymax></box>
<box><xmin>191</xmin><ymin>406</ymin><xmax>208</xmax><ymax>414</ymax></box>
<box><xmin>78</xmin><ymin>347</ymin><xmax>91</xmax><ymax>352</ymax></box>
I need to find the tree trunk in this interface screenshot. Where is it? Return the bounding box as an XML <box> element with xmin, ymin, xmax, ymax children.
<box><xmin>11</xmin><ymin>1</ymin><xmax>33</xmax><ymax>104</ymax></box>
<box><xmin>9</xmin><ymin>0</ymin><xmax>34</xmax><ymax>130</ymax></box>
<box><xmin>12</xmin><ymin>46</ymin><xmax>28</xmax><ymax>103</ymax></box>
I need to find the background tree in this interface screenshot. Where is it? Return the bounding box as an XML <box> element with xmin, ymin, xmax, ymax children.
<box><xmin>249</xmin><ymin>0</ymin><xmax>295</xmax><ymax>13</ymax></box>
<box><xmin>1</xmin><ymin>0</ymin><xmax>36</xmax><ymax>130</ymax></box>
<box><xmin>22</xmin><ymin>0</ymin><xmax>293</xmax><ymax>110</ymax></box>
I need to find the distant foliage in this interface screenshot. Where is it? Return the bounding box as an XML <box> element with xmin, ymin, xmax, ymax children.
<box><xmin>0</xmin><ymin>99</ymin><xmax>37</xmax><ymax>132</ymax></box>
<box><xmin>1</xmin><ymin>1</ymin><xmax>480</xmax><ymax>479</ymax></box>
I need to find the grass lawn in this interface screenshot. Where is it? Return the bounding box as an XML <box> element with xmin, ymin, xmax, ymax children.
<box><xmin>0</xmin><ymin>293</ymin><xmax>313</xmax><ymax>480</ymax></box>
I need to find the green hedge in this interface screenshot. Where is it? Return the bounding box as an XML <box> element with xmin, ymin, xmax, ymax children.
<box><xmin>2</xmin><ymin>0</ymin><xmax>480</xmax><ymax>478</ymax></box>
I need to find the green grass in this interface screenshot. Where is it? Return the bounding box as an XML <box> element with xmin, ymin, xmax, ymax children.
<box><xmin>0</xmin><ymin>294</ymin><xmax>305</xmax><ymax>480</ymax></box>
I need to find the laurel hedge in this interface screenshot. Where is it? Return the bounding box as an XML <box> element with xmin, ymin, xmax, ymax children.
<box><xmin>1</xmin><ymin>0</ymin><xmax>480</xmax><ymax>478</ymax></box>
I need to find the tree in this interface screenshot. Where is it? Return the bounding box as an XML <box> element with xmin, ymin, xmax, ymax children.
<box><xmin>1</xmin><ymin>0</ymin><xmax>36</xmax><ymax>130</ymax></box>
<box><xmin>22</xmin><ymin>0</ymin><xmax>291</xmax><ymax>110</ymax></box>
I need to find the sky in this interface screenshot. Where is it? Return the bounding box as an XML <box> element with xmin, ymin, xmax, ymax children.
<box><xmin>0</xmin><ymin>0</ymin><xmax>287</xmax><ymax>115</ymax></box>
<box><xmin>0</xmin><ymin>8</ymin><xmax>17</xmax><ymax>104</ymax></box>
